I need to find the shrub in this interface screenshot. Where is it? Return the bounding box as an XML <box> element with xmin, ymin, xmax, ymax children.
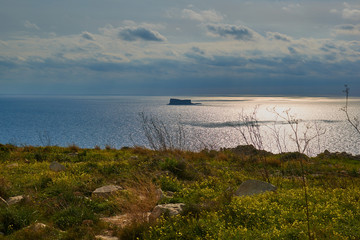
<box><xmin>52</xmin><ymin>205</ymin><xmax>97</xmax><ymax>230</ymax></box>
<box><xmin>159</xmin><ymin>158</ymin><xmax>197</xmax><ymax>180</ymax></box>
<box><xmin>0</xmin><ymin>177</ymin><xmax>10</xmax><ymax>199</ymax></box>
<box><xmin>0</xmin><ymin>206</ymin><xmax>37</xmax><ymax>235</ymax></box>
<box><xmin>159</xmin><ymin>175</ymin><xmax>182</xmax><ymax>192</ymax></box>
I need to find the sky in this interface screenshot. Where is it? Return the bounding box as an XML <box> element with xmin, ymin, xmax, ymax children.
<box><xmin>1</xmin><ymin>0</ymin><xmax>360</xmax><ymax>96</ymax></box>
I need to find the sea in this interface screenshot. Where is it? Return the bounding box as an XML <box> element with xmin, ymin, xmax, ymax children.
<box><xmin>0</xmin><ymin>95</ymin><xmax>359</xmax><ymax>156</ymax></box>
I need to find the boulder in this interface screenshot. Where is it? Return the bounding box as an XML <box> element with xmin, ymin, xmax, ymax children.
<box><xmin>149</xmin><ymin>203</ymin><xmax>185</xmax><ymax>221</ymax></box>
<box><xmin>92</xmin><ymin>185</ymin><xmax>123</xmax><ymax>198</ymax></box>
<box><xmin>235</xmin><ymin>179</ymin><xmax>276</xmax><ymax>197</ymax></box>
<box><xmin>7</xmin><ymin>195</ymin><xmax>25</xmax><ymax>205</ymax></box>
<box><xmin>33</xmin><ymin>223</ymin><xmax>47</xmax><ymax>231</ymax></box>
<box><xmin>49</xmin><ymin>161</ymin><xmax>66</xmax><ymax>172</ymax></box>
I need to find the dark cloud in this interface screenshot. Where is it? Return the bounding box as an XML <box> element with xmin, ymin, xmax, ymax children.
<box><xmin>288</xmin><ymin>47</ymin><xmax>297</xmax><ymax>55</ymax></box>
<box><xmin>320</xmin><ymin>43</ymin><xmax>337</xmax><ymax>52</ymax></box>
<box><xmin>333</xmin><ymin>24</ymin><xmax>360</xmax><ymax>37</ymax></box>
<box><xmin>191</xmin><ymin>47</ymin><xmax>205</xmax><ymax>55</ymax></box>
<box><xmin>2</xmin><ymin>51</ymin><xmax>360</xmax><ymax>96</ymax></box>
<box><xmin>81</xmin><ymin>31</ymin><xmax>95</xmax><ymax>41</ymax></box>
<box><xmin>0</xmin><ymin>58</ymin><xmax>17</xmax><ymax>69</ymax></box>
<box><xmin>338</xmin><ymin>25</ymin><xmax>355</xmax><ymax>30</ymax></box>
<box><xmin>206</xmin><ymin>24</ymin><xmax>254</xmax><ymax>41</ymax></box>
<box><xmin>119</xmin><ymin>27</ymin><xmax>166</xmax><ymax>42</ymax></box>
<box><xmin>267</xmin><ymin>32</ymin><xmax>291</xmax><ymax>42</ymax></box>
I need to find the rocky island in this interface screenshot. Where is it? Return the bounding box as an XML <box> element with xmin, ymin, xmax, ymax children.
<box><xmin>168</xmin><ymin>98</ymin><xmax>200</xmax><ymax>105</ymax></box>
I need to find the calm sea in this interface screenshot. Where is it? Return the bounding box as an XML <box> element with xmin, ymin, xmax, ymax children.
<box><xmin>0</xmin><ymin>95</ymin><xmax>359</xmax><ymax>156</ymax></box>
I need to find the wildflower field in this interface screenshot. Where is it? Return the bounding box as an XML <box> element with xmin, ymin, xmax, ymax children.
<box><xmin>0</xmin><ymin>144</ymin><xmax>359</xmax><ymax>239</ymax></box>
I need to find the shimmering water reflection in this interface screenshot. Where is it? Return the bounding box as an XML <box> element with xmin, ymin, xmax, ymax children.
<box><xmin>0</xmin><ymin>96</ymin><xmax>359</xmax><ymax>155</ymax></box>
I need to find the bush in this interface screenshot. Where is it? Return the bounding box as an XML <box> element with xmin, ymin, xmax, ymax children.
<box><xmin>159</xmin><ymin>158</ymin><xmax>197</xmax><ymax>180</ymax></box>
<box><xmin>52</xmin><ymin>205</ymin><xmax>97</xmax><ymax>230</ymax></box>
<box><xmin>159</xmin><ymin>175</ymin><xmax>182</xmax><ymax>192</ymax></box>
<box><xmin>0</xmin><ymin>206</ymin><xmax>37</xmax><ymax>235</ymax></box>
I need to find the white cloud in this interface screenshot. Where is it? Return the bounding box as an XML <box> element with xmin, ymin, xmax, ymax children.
<box><xmin>24</xmin><ymin>20</ymin><xmax>40</xmax><ymax>30</ymax></box>
<box><xmin>0</xmin><ymin>40</ymin><xmax>8</xmax><ymax>46</ymax></box>
<box><xmin>181</xmin><ymin>9</ymin><xmax>224</xmax><ymax>22</ymax></box>
<box><xmin>332</xmin><ymin>3</ymin><xmax>360</xmax><ymax>21</ymax></box>
<box><xmin>332</xmin><ymin>24</ymin><xmax>360</xmax><ymax>36</ymax></box>
<box><xmin>342</xmin><ymin>5</ymin><xmax>360</xmax><ymax>21</ymax></box>
<box><xmin>282</xmin><ymin>3</ymin><xmax>301</xmax><ymax>13</ymax></box>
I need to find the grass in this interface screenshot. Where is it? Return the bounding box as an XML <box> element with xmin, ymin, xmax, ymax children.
<box><xmin>0</xmin><ymin>144</ymin><xmax>359</xmax><ymax>239</ymax></box>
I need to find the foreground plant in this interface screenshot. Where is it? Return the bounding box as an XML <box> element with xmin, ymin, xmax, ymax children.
<box><xmin>342</xmin><ymin>84</ymin><xmax>360</xmax><ymax>136</ymax></box>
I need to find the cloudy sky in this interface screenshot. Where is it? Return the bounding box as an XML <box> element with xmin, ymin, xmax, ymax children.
<box><xmin>1</xmin><ymin>0</ymin><xmax>360</xmax><ymax>96</ymax></box>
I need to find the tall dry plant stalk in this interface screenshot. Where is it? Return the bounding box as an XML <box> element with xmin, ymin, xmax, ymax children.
<box><xmin>237</xmin><ymin>106</ymin><xmax>325</xmax><ymax>240</ymax></box>
<box><xmin>342</xmin><ymin>85</ymin><xmax>360</xmax><ymax>136</ymax></box>
<box><xmin>139</xmin><ymin>112</ymin><xmax>186</xmax><ymax>151</ymax></box>
<box><xmin>269</xmin><ymin>108</ymin><xmax>326</xmax><ymax>156</ymax></box>
<box><xmin>236</xmin><ymin>106</ymin><xmax>270</xmax><ymax>182</ymax></box>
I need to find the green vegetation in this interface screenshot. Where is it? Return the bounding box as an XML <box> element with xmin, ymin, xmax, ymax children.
<box><xmin>0</xmin><ymin>144</ymin><xmax>360</xmax><ymax>239</ymax></box>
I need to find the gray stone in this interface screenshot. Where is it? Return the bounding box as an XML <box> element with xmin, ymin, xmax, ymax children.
<box><xmin>33</xmin><ymin>223</ymin><xmax>47</xmax><ymax>231</ymax></box>
<box><xmin>7</xmin><ymin>195</ymin><xmax>25</xmax><ymax>205</ymax></box>
<box><xmin>95</xmin><ymin>235</ymin><xmax>119</xmax><ymax>240</ymax></box>
<box><xmin>156</xmin><ymin>188</ymin><xmax>165</xmax><ymax>201</ymax></box>
<box><xmin>92</xmin><ymin>185</ymin><xmax>123</xmax><ymax>198</ymax></box>
<box><xmin>49</xmin><ymin>161</ymin><xmax>66</xmax><ymax>172</ymax></box>
<box><xmin>235</xmin><ymin>179</ymin><xmax>276</xmax><ymax>197</ymax></box>
<box><xmin>156</xmin><ymin>189</ymin><xmax>174</xmax><ymax>201</ymax></box>
<box><xmin>149</xmin><ymin>203</ymin><xmax>185</xmax><ymax>221</ymax></box>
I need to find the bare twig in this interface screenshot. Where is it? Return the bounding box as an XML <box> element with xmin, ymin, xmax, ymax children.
<box><xmin>342</xmin><ymin>85</ymin><xmax>360</xmax><ymax>135</ymax></box>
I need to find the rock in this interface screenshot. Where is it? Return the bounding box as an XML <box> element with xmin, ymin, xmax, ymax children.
<box><xmin>23</xmin><ymin>222</ymin><xmax>47</xmax><ymax>232</ymax></box>
<box><xmin>168</xmin><ymin>98</ymin><xmax>200</xmax><ymax>105</ymax></box>
<box><xmin>225</xmin><ymin>145</ymin><xmax>273</xmax><ymax>157</ymax></box>
<box><xmin>49</xmin><ymin>161</ymin><xmax>66</xmax><ymax>172</ymax></box>
<box><xmin>33</xmin><ymin>223</ymin><xmax>47</xmax><ymax>231</ymax></box>
<box><xmin>235</xmin><ymin>179</ymin><xmax>276</xmax><ymax>197</ymax></box>
<box><xmin>101</xmin><ymin>213</ymin><xmax>151</xmax><ymax>228</ymax></box>
<box><xmin>92</xmin><ymin>185</ymin><xmax>123</xmax><ymax>198</ymax></box>
<box><xmin>157</xmin><ymin>189</ymin><xmax>174</xmax><ymax>200</ymax></box>
<box><xmin>149</xmin><ymin>203</ymin><xmax>185</xmax><ymax>221</ymax></box>
<box><xmin>95</xmin><ymin>235</ymin><xmax>119</xmax><ymax>240</ymax></box>
<box><xmin>7</xmin><ymin>195</ymin><xmax>25</xmax><ymax>205</ymax></box>
<box><xmin>100</xmin><ymin>214</ymin><xmax>131</xmax><ymax>228</ymax></box>
<box><xmin>156</xmin><ymin>188</ymin><xmax>165</xmax><ymax>201</ymax></box>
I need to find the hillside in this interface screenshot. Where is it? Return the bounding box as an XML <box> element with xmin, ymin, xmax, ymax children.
<box><xmin>1</xmin><ymin>144</ymin><xmax>360</xmax><ymax>239</ymax></box>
